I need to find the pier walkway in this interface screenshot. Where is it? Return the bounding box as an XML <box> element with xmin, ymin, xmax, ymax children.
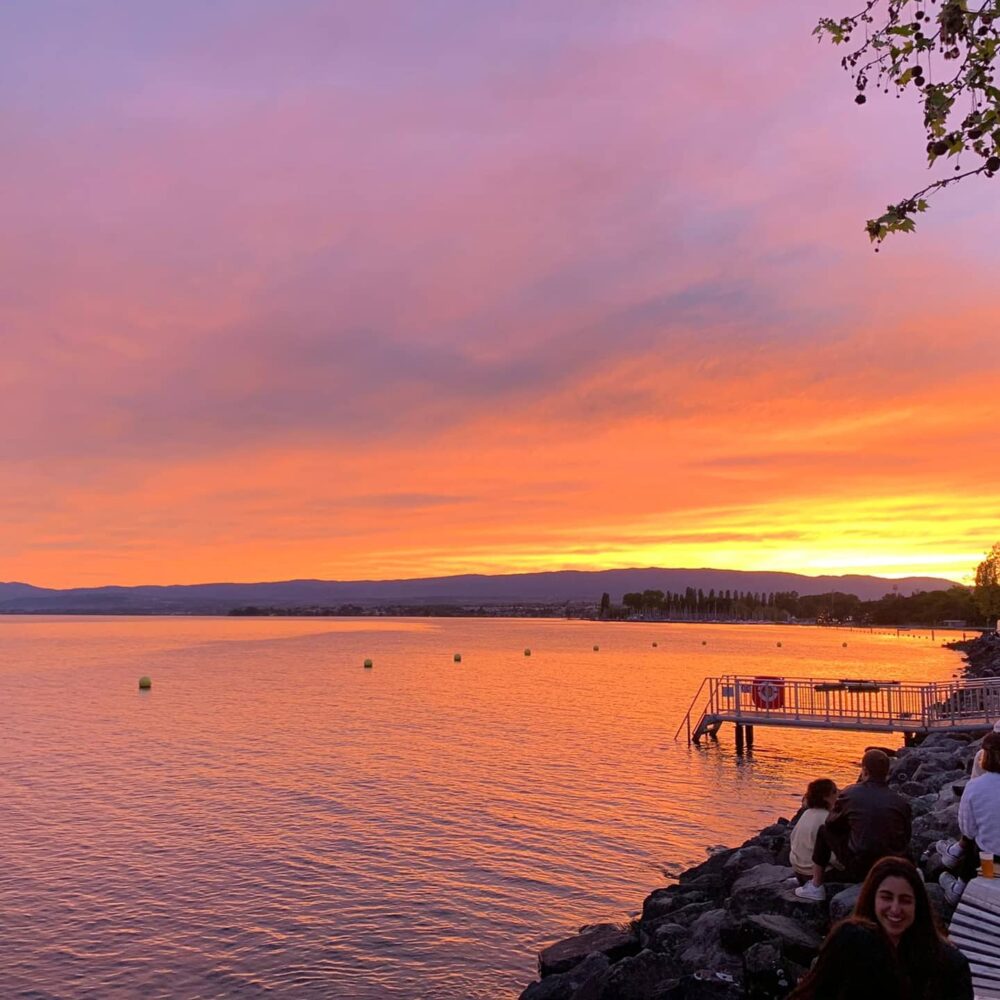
<box><xmin>676</xmin><ymin>674</ymin><xmax>1000</xmax><ymax>747</ymax></box>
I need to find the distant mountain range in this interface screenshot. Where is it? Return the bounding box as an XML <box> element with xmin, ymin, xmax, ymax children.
<box><xmin>0</xmin><ymin>568</ymin><xmax>961</xmax><ymax>614</ymax></box>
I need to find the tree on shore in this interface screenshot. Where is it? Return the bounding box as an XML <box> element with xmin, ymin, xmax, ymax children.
<box><xmin>974</xmin><ymin>542</ymin><xmax>1000</xmax><ymax>621</ymax></box>
<box><xmin>817</xmin><ymin>0</ymin><xmax>1000</xmax><ymax>243</ymax></box>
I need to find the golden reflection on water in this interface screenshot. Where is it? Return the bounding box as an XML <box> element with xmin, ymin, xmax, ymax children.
<box><xmin>0</xmin><ymin>617</ymin><xmax>964</xmax><ymax>998</ymax></box>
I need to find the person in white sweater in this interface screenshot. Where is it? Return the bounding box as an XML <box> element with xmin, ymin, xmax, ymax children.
<box><xmin>970</xmin><ymin>720</ymin><xmax>1000</xmax><ymax>778</ymax></box>
<box><xmin>790</xmin><ymin>778</ymin><xmax>839</xmax><ymax>881</ymax></box>
<box><xmin>940</xmin><ymin>732</ymin><xmax>1000</xmax><ymax>904</ymax></box>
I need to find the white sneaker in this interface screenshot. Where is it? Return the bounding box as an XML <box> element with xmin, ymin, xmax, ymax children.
<box><xmin>935</xmin><ymin>839</ymin><xmax>963</xmax><ymax>871</ymax></box>
<box><xmin>794</xmin><ymin>881</ymin><xmax>826</xmax><ymax>901</ymax></box>
<box><xmin>939</xmin><ymin>873</ymin><xmax>967</xmax><ymax>905</ymax></box>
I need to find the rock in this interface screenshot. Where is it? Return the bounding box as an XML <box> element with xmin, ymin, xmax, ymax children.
<box><xmin>743</xmin><ymin>941</ymin><xmax>796</xmax><ymax>1000</ymax></box>
<box><xmin>539</xmin><ymin>924</ymin><xmax>639</xmax><ymax>977</ymax></box>
<box><xmin>925</xmin><ymin>882</ymin><xmax>952</xmax><ymax>918</ymax></box>
<box><xmin>913</xmin><ymin>760</ymin><xmax>965</xmax><ymax>788</ymax></box>
<box><xmin>729</xmin><ymin>864</ymin><xmax>795</xmax><ymax>894</ymax></box>
<box><xmin>668</xmin><ymin>900</ymin><xmax>717</xmax><ymax>926</ymax></box>
<box><xmin>921</xmin><ymin>733</ymin><xmax>971</xmax><ymax>750</ymax></box>
<box><xmin>655</xmin><ymin>971</ymin><xmax>742</xmax><ymax>999</ymax></box>
<box><xmin>679</xmin><ymin>848</ymin><xmax>739</xmax><ymax>885</ymax></box>
<box><xmin>639</xmin><ymin>918</ymin><xmax>689</xmax><ymax>955</ymax></box>
<box><xmin>899</xmin><ymin>780</ymin><xmax>934</xmax><ymax>798</ymax></box>
<box><xmin>910</xmin><ymin>792</ymin><xmax>938</xmax><ymax>817</ymax></box>
<box><xmin>758</xmin><ymin>822</ymin><xmax>790</xmax><ymax>839</ymax></box>
<box><xmin>521</xmin><ymin>953</ymin><xmax>611</xmax><ymax>1000</ymax></box>
<box><xmin>743</xmin><ymin>914</ymin><xmax>823</xmax><ymax>964</ymax></box>
<box><xmin>678</xmin><ymin>909</ymin><xmax>742</xmax><ymax>977</ymax></box>
<box><xmin>728</xmin><ymin>874</ymin><xmax>830</xmax><ymax>934</ymax></box>
<box><xmin>829</xmin><ymin>883</ymin><xmax>862</xmax><ymax>923</ymax></box>
<box><xmin>722</xmin><ymin>847</ymin><xmax>774</xmax><ymax>887</ymax></box>
<box><xmin>574</xmin><ymin>949</ymin><xmax>678</xmax><ymax>1000</ymax></box>
<box><xmin>642</xmin><ymin>888</ymin><xmax>709</xmax><ymax>922</ymax></box>
<box><xmin>684</xmin><ymin>873</ymin><xmax>726</xmax><ymax>895</ymax></box>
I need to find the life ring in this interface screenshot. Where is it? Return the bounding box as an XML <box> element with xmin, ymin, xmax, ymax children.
<box><xmin>752</xmin><ymin>676</ymin><xmax>784</xmax><ymax>710</ymax></box>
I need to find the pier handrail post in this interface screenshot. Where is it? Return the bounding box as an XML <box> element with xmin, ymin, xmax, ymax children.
<box><xmin>674</xmin><ymin>676</ymin><xmax>711</xmax><ymax>742</ymax></box>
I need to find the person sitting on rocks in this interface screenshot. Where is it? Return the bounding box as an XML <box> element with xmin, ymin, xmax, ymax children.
<box><xmin>790</xmin><ymin>778</ymin><xmax>839</xmax><ymax>883</ymax></box>
<box><xmin>795</xmin><ymin>749</ymin><xmax>911</xmax><ymax>901</ymax></box>
<box><xmin>939</xmin><ymin>732</ymin><xmax>1000</xmax><ymax>904</ymax></box>
<box><xmin>935</xmin><ymin>723</ymin><xmax>1000</xmax><ymax>871</ymax></box>
<box><xmin>970</xmin><ymin>720</ymin><xmax>1000</xmax><ymax>779</ymax></box>
<box><xmin>788</xmin><ymin>856</ymin><xmax>973</xmax><ymax>1000</ymax></box>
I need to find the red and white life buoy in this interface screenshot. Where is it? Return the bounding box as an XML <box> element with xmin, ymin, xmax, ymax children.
<box><xmin>752</xmin><ymin>676</ymin><xmax>784</xmax><ymax>710</ymax></box>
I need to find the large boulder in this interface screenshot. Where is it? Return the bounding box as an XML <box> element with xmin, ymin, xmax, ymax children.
<box><xmin>538</xmin><ymin>924</ymin><xmax>639</xmax><ymax>977</ymax></box>
<box><xmin>722</xmin><ymin>847</ymin><xmax>774</xmax><ymax>887</ymax></box>
<box><xmin>679</xmin><ymin>848</ymin><xmax>739</xmax><ymax>885</ymax></box>
<box><xmin>642</xmin><ymin>888</ymin><xmax>711</xmax><ymax>923</ymax></box>
<box><xmin>728</xmin><ymin>866</ymin><xmax>830</xmax><ymax>933</ymax></box>
<box><xmin>639</xmin><ymin>918</ymin><xmax>690</xmax><ymax>956</ymax></box>
<box><xmin>678</xmin><ymin>909</ymin><xmax>742</xmax><ymax>978</ymax></box>
<box><xmin>574</xmin><ymin>949</ymin><xmax>678</xmax><ymax>1000</ymax></box>
<box><xmin>742</xmin><ymin>914</ymin><xmax>823</xmax><ymax>965</ymax></box>
<box><xmin>655</xmin><ymin>971</ymin><xmax>742</xmax><ymax>999</ymax></box>
<box><xmin>521</xmin><ymin>953</ymin><xmax>610</xmax><ymax>1000</ymax></box>
<box><xmin>829</xmin><ymin>883</ymin><xmax>862</xmax><ymax>923</ymax></box>
<box><xmin>742</xmin><ymin>940</ymin><xmax>800</xmax><ymax>1000</ymax></box>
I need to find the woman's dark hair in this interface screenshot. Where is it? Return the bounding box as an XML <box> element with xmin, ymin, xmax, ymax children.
<box><xmin>981</xmin><ymin>733</ymin><xmax>1000</xmax><ymax>773</ymax></box>
<box><xmin>856</xmin><ymin>857</ymin><xmax>945</xmax><ymax>984</ymax></box>
<box><xmin>805</xmin><ymin>778</ymin><xmax>838</xmax><ymax>809</ymax></box>
<box><xmin>787</xmin><ymin>918</ymin><xmax>897</xmax><ymax>999</ymax></box>
<box><xmin>789</xmin><ymin>857</ymin><xmax>946</xmax><ymax>999</ymax></box>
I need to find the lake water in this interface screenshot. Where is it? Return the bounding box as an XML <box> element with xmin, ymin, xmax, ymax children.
<box><xmin>0</xmin><ymin>616</ymin><xmax>966</xmax><ymax>998</ymax></box>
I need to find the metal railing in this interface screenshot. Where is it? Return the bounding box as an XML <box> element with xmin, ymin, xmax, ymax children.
<box><xmin>677</xmin><ymin>674</ymin><xmax>1000</xmax><ymax>742</ymax></box>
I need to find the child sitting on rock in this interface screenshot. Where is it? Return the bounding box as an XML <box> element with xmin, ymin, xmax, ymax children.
<box><xmin>790</xmin><ymin>778</ymin><xmax>839</xmax><ymax>883</ymax></box>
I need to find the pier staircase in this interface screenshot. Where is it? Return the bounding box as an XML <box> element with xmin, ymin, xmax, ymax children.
<box><xmin>676</xmin><ymin>674</ymin><xmax>1000</xmax><ymax>745</ymax></box>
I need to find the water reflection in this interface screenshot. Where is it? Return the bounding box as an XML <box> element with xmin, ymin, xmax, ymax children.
<box><xmin>0</xmin><ymin>617</ymin><xmax>963</xmax><ymax>998</ymax></box>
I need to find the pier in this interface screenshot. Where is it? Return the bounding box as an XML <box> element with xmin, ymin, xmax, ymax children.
<box><xmin>676</xmin><ymin>674</ymin><xmax>1000</xmax><ymax>746</ymax></box>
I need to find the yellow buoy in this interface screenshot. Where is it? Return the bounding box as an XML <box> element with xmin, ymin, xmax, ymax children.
<box><xmin>701</xmin><ymin>640</ymin><xmax>707</xmax><ymax>646</ymax></box>
<box><xmin>363</xmin><ymin>658</ymin><xmax>373</xmax><ymax>669</ymax></box>
<box><xmin>593</xmin><ymin>645</ymin><xmax>600</xmax><ymax>651</ymax></box>
<box><xmin>453</xmin><ymin>653</ymin><xmax>462</xmax><ymax>663</ymax></box>
<box><xmin>652</xmin><ymin>641</ymin><xmax>658</xmax><ymax>647</ymax></box>
<box><xmin>524</xmin><ymin>648</ymin><xmax>531</xmax><ymax>657</ymax></box>
<box><xmin>777</xmin><ymin>642</ymin><xmax>782</xmax><ymax>648</ymax></box>
<box><xmin>138</xmin><ymin>676</ymin><xmax>152</xmax><ymax>690</ymax></box>
<box><xmin>842</xmin><ymin>642</ymin><xmax>848</xmax><ymax>648</ymax></box>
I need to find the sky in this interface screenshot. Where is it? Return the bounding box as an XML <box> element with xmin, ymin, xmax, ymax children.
<box><xmin>2</xmin><ymin>0</ymin><xmax>998</xmax><ymax>588</ymax></box>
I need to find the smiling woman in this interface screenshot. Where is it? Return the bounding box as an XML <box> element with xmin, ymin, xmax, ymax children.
<box><xmin>789</xmin><ymin>857</ymin><xmax>972</xmax><ymax>1000</ymax></box>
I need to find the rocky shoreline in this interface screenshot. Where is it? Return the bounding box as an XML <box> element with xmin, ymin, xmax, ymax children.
<box><xmin>519</xmin><ymin>631</ymin><xmax>1000</xmax><ymax>1000</ymax></box>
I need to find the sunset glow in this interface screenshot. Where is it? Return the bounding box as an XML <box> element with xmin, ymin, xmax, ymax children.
<box><xmin>3</xmin><ymin>0</ymin><xmax>998</xmax><ymax>588</ymax></box>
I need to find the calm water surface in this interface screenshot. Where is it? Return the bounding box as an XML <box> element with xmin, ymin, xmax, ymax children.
<box><xmin>0</xmin><ymin>617</ymin><xmax>965</xmax><ymax>998</ymax></box>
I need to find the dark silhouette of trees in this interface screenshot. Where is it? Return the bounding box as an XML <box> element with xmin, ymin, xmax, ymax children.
<box><xmin>974</xmin><ymin>542</ymin><xmax>1000</xmax><ymax>621</ymax></box>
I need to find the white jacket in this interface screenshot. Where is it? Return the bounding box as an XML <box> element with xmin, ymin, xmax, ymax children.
<box><xmin>959</xmin><ymin>771</ymin><xmax>1000</xmax><ymax>855</ymax></box>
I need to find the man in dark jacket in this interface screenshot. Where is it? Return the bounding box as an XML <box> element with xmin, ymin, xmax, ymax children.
<box><xmin>795</xmin><ymin>748</ymin><xmax>912</xmax><ymax>900</ymax></box>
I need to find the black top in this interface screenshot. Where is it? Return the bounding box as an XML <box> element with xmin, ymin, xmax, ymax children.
<box><xmin>825</xmin><ymin>778</ymin><xmax>912</xmax><ymax>863</ymax></box>
<box><xmin>800</xmin><ymin>922</ymin><xmax>973</xmax><ymax>1000</ymax></box>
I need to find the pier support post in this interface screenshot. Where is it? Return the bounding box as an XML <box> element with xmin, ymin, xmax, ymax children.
<box><xmin>735</xmin><ymin>723</ymin><xmax>745</xmax><ymax>753</ymax></box>
<box><xmin>746</xmin><ymin>724</ymin><xmax>755</xmax><ymax>749</ymax></box>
